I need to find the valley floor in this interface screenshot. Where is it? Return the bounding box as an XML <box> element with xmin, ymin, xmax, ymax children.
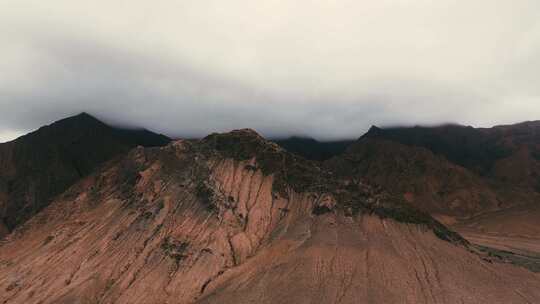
<box><xmin>453</xmin><ymin>203</ymin><xmax>540</xmax><ymax>273</ymax></box>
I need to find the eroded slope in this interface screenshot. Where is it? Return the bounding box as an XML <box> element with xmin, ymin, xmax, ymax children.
<box><xmin>0</xmin><ymin>129</ymin><xmax>538</xmax><ymax>304</ymax></box>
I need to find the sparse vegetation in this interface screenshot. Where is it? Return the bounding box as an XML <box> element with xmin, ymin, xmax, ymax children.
<box><xmin>532</xmin><ymin>149</ymin><xmax>540</xmax><ymax>162</ymax></box>
<box><xmin>312</xmin><ymin>205</ymin><xmax>333</xmax><ymax>215</ymax></box>
<box><xmin>196</xmin><ymin>182</ymin><xmax>217</xmax><ymax>211</ymax></box>
<box><xmin>42</xmin><ymin>235</ymin><xmax>54</xmax><ymax>245</ymax></box>
<box><xmin>161</xmin><ymin>237</ymin><xmax>190</xmax><ymax>265</ymax></box>
<box><xmin>475</xmin><ymin>245</ymin><xmax>540</xmax><ymax>273</ymax></box>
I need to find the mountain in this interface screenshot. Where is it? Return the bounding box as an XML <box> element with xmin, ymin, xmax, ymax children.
<box><xmin>0</xmin><ymin>113</ymin><xmax>170</xmax><ymax>234</ymax></box>
<box><xmin>274</xmin><ymin>136</ymin><xmax>353</xmax><ymax>161</ymax></box>
<box><xmin>362</xmin><ymin>123</ymin><xmax>540</xmax><ymax>188</ymax></box>
<box><xmin>361</xmin><ymin>124</ymin><xmax>509</xmax><ymax>176</ymax></box>
<box><xmin>1</xmin><ymin>129</ymin><xmax>539</xmax><ymax>304</ymax></box>
<box><xmin>326</xmin><ymin>122</ymin><xmax>540</xmax><ymax>277</ymax></box>
<box><xmin>325</xmin><ymin>138</ymin><xmax>503</xmax><ymax>222</ymax></box>
<box><xmin>327</xmin><ymin>122</ymin><xmax>540</xmax><ymax>219</ymax></box>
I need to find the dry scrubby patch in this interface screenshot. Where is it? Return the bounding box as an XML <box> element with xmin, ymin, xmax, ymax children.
<box><xmin>161</xmin><ymin>237</ymin><xmax>190</xmax><ymax>265</ymax></box>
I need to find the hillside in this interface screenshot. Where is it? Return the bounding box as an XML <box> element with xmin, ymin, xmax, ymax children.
<box><xmin>1</xmin><ymin>129</ymin><xmax>539</xmax><ymax>303</ymax></box>
<box><xmin>362</xmin><ymin>123</ymin><xmax>540</xmax><ymax>189</ymax></box>
<box><xmin>324</xmin><ymin>122</ymin><xmax>540</xmax><ymax>275</ymax></box>
<box><xmin>325</xmin><ymin>138</ymin><xmax>502</xmax><ymax>222</ymax></box>
<box><xmin>0</xmin><ymin>113</ymin><xmax>170</xmax><ymax>234</ymax></box>
<box><xmin>326</xmin><ymin>122</ymin><xmax>540</xmax><ymax>218</ymax></box>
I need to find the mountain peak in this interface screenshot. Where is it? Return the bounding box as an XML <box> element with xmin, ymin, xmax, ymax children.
<box><xmin>201</xmin><ymin>128</ymin><xmax>283</xmax><ymax>161</ymax></box>
<box><xmin>363</xmin><ymin>125</ymin><xmax>383</xmax><ymax>138</ymax></box>
<box><xmin>53</xmin><ymin>112</ymin><xmax>104</xmax><ymax>126</ymax></box>
<box><xmin>227</xmin><ymin>128</ymin><xmax>265</xmax><ymax>139</ymax></box>
<box><xmin>0</xmin><ymin>113</ymin><xmax>170</xmax><ymax>231</ymax></box>
<box><xmin>73</xmin><ymin>111</ymin><xmax>95</xmax><ymax>118</ymax></box>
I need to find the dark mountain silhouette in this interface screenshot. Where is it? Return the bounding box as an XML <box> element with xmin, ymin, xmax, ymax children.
<box><xmin>0</xmin><ymin>113</ymin><xmax>170</xmax><ymax>233</ymax></box>
<box><xmin>362</xmin><ymin>123</ymin><xmax>540</xmax><ymax>180</ymax></box>
<box><xmin>273</xmin><ymin>136</ymin><xmax>353</xmax><ymax>161</ymax></box>
<box><xmin>327</xmin><ymin>122</ymin><xmax>540</xmax><ymax>218</ymax></box>
<box><xmin>325</xmin><ymin>138</ymin><xmax>503</xmax><ymax>220</ymax></box>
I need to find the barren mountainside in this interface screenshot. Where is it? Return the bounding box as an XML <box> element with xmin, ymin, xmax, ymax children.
<box><xmin>1</xmin><ymin>128</ymin><xmax>539</xmax><ymax>303</ymax></box>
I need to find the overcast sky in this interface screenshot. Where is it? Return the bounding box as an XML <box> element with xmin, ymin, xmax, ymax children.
<box><xmin>1</xmin><ymin>0</ymin><xmax>540</xmax><ymax>142</ymax></box>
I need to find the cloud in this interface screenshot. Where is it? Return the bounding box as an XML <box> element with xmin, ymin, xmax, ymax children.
<box><xmin>1</xmin><ymin>0</ymin><xmax>540</xmax><ymax>142</ymax></box>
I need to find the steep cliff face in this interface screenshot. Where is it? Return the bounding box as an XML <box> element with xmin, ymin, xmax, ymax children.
<box><xmin>0</xmin><ymin>113</ymin><xmax>170</xmax><ymax>233</ymax></box>
<box><xmin>1</xmin><ymin>129</ymin><xmax>539</xmax><ymax>304</ymax></box>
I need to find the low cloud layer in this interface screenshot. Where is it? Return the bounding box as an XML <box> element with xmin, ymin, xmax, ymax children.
<box><xmin>1</xmin><ymin>0</ymin><xmax>540</xmax><ymax>142</ymax></box>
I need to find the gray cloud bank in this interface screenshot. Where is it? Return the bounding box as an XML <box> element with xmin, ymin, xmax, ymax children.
<box><xmin>1</xmin><ymin>0</ymin><xmax>540</xmax><ymax>142</ymax></box>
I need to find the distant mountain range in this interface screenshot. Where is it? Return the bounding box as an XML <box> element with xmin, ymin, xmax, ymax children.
<box><xmin>273</xmin><ymin>136</ymin><xmax>354</xmax><ymax>161</ymax></box>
